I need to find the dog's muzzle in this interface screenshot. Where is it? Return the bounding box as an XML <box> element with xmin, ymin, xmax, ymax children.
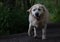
<box><xmin>35</xmin><ymin>12</ymin><xmax>39</xmax><ymax>17</ymax></box>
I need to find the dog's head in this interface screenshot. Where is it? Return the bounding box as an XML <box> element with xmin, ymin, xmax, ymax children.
<box><xmin>27</xmin><ymin>4</ymin><xmax>47</xmax><ymax>18</ymax></box>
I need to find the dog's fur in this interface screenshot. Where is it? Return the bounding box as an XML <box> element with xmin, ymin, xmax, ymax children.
<box><xmin>27</xmin><ymin>4</ymin><xmax>49</xmax><ymax>40</ymax></box>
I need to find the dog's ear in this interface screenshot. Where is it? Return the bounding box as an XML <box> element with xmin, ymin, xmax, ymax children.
<box><xmin>27</xmin><ymin>7</ymin><xmax>32</xmax><ymax>13</ymax></box>
<box><xmin>42</xmin><ymin>5</ymin><xmax>49</xmax><ymax>14</ymax></box>
<box><xmin>27</xmin><ymin>9</ymin><xmax>30</xmax><ymax>12</ymax></box>
<box><xmin>42</xmin><ymin>5</ymin><xmax>46</xmax><ymax>12</ymax></box>
<box><xmin>42</xmin><ymin>5</ymin><xmax>49</xmax><ymax>22</ymax></box>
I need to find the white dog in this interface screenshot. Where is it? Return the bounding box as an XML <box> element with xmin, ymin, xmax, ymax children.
<box><xmin>27</xmin><ymin>4</ymin><xmax>49</xmax><ymax>40</ymax></box>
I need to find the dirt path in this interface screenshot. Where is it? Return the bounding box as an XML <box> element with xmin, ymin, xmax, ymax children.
<box><xmin>0</xmin><ymin>23</ymin><xmax>60</xmax><ymax>42</ymax></box>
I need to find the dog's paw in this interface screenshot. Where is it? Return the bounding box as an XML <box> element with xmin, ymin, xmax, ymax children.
<box><xmin>34</xmin><ymin>34</ymin><xmax>37</xmax><ymax>37</ymax></box>
<box><xmin>42</xmin><ymin>36</ymin><xmax>46</xmax><ymax>40</ymax></box>
<box><xmin>28</xmin><ymin>31</ymin><xmax>30</xmax><ymax>36</ymax></box>
<box><xmin>28</xmin><ymin>34</ymin><xmax>31</xmax><ymax>36</ymax></box>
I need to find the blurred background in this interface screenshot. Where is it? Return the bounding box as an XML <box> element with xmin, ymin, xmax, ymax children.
<box><xmin>0</xmin><ymin>0</ymin><xmax>60</xmax><ymax>35</ymax></box>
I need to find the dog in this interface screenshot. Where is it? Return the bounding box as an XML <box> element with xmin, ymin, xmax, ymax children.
<box><xmin>27</xmin><ymin>4</ymin><xmax>49</xmax><ymax>40</ymax></box>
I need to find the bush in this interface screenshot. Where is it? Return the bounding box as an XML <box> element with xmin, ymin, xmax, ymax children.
<box><xmin>0</xmin><ymin>5</ymin><xmax>29</xmax><ymax>35</ymax></box>
<box><xmin>0</xmin><ymin>0</ymin><xmax>60</xmax><ymax>35</ymax></box>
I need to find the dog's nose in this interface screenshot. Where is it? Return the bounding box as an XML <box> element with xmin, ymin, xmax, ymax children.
<box><xmin>35</xmin><ymin>12</ymin><xmax>39</xmax><ymax>17</ymax></box>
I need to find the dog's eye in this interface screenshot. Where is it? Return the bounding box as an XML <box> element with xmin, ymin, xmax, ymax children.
<box><xmin>33</xmin><ymin>9</ymin><xmax>36</xmax><ymax>11</ymax></box>
<box><xmin>38</xmin><ymin>9</ymin><xmax>41</xmax><ymax>11</ymax></box>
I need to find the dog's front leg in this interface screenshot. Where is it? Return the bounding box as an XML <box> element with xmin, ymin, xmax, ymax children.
<box><xmin>34</xmin><ymin>27</ymin><xmax>37</xmax><ymax>37</ymax></box>
<box><xmin>28</xmin><ymin>23</ymin><xmax>32</xmax><ymax>36</ymax></box>
<box><xmin>42</xmin><ymin>24</ymin><xmax>47</xmax><ymax>40</ymax></box>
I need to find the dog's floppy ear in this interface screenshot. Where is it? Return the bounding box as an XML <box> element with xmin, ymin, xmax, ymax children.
<box><xmin>42</xmin><ymin>5</ymin><xmax>46</xmax><ymax>12</ymax></box>
<box><xmin>27</xmin><ymin>8</ymin><xmax>31</xmax><ymax>12</ymax></box>
<box><xmin>27</xmin><ymin>7</ymin><xmax>32</xmax><ymax>13</ymax></box>
<box><xmin>42</xmin><ymin>5</ymin><xmax>49</xmax><ymax>22</ymax></box>
<box><xmin>42</xmin><ymin>5</ymin><xmax>49</xmax><ymax>14</ymax></box>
